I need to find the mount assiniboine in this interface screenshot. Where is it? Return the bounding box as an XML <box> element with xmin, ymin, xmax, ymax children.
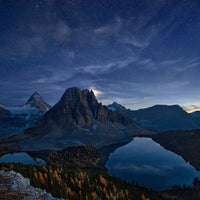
<box><xmin>0</xmin><ymin>92</ymin><xmax>51</xmax><ymax>139</ymax></box>
<box><xmin>25</xmin><ymin>92</ymin><xmax>51</xmax><ymax>112</ymax></box>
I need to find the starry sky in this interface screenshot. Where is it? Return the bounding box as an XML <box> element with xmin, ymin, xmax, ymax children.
<box><xmin>1</xmin><ymin>0</ymin><xmax>200</xmax><ymax>112</ymax></box>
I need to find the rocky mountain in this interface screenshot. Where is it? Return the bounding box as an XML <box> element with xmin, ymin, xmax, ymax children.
<box><xmin>6</xmin><ymin>92</ymin><xmax>51</xmax><ymax>115</ymax></box>
<box><xmin>108</xmin><ymin>102</ymin><xmax>200</xmax><ymax>131</ymax></box>
<box><xmin>25</xmin><ymin>92</ymin><xmax>51</xmax><ymax>112</ymax></box>
<box><xmin>0</xmin><ymin>92</ymin><xmax>50</xmax><ymax>139</ymax></box>
<box><xmin>108</xmin><ymin>102</ymin><xmax>132</xmax><ymax>117</ymax></box>
<box><xmin>23</xmin><ymin>88</ymin><xmax>139</xmax><ymax>150</ymax></box>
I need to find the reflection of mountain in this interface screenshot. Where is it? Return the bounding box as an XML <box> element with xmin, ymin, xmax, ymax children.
<box><xmin>108</xmin><ymin>102</ymin><xmax>200</xmax><ymax>131</ymax></box>
<box><xmin>22</xmin><ymin>88</ymin><xmax>139</xmax><ymax>150</ymax></box>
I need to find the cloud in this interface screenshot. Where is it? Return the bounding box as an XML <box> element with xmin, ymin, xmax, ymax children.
<box><xmin>89</xmin><ymin>87</ymin><xmax>103</xmax><ymax>97</ymax></box>
<box><xmin>174</xmin><ymin>59</ymin><xmax>200</xmax><ymax>72</ymax></box>
<box><xmin>121</xmin><ymin>35</ymin><xmax>150</xmax><ymax>48</ymax></box>
<box><xmin>32</xmin><ymin>65</ymin><xmax>74</xmax><ymax>84</ymax></box>
<box><xmin>159</xmin><ymin>57</ymin><xmax>200</xmax><ymax>72</ymax></box>
<box><xmin>81</xmin><ymin>56</ymin><xmax>137</xmax><ymax>75</ymax></box>
<box><xmin>93</xmin><ymin>18</ymin><xmax>122</xmax><ymax>35</ymax></box>
<box><xmin>182</xmin><ymin>105</ymin><xmax>200</xmax><ymax>113</ymax></box>
<box><xmin>0</xmin><ymin>0</ymin><xmax>179</xmax><ymax>62</ymax></box>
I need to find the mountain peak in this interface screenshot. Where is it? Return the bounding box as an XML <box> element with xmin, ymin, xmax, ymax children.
<box><xmin>150</xmin><ymin>104</ymin><xmax>184</xmax><ymax>112</ymax></box>
<box><xmin>62</xmin><ymin>87</ymin><xmax>95</xmax><ymax>97</ymax></box>
<box><xmin>60</xmin><ymin>87</ymin><xmax>97</xmax><ymax>107</ymax></box>
<box><xmin>60</xmin><ymin>87</ymin><xmax>82</xmax><ymax>101</ymax></box>
<box><xmin>32</xmin><ymin>91</ymin><xmax>40</xmax><ymax>96</ymax></box>
<box><xmin>64</xmin><ymin>87</ymin><xmax>82</xmax><ymax>94</ymax></box>
<box><xmin>112</xmin><ymin>102</ymin><xmax>126</xmax><ymax>109</ymax></box>
<box><xmin>24</xmin><ymin>87</ymin><xmax>138</xmax><ymax>141</ymax></box>
<box><xmin>25</xmin><ymin>92</ymin><xmax>51</xmax><ymax>112</ymax></box>
<box><xmin>26</xmin><ymin>92</ymin><xmax>42</xmax><ymax>102</ymax></box>
<box><xmin>108</xmin><ymin>102</ymin><xmax>126</xmax><ymax>111</ymax></box>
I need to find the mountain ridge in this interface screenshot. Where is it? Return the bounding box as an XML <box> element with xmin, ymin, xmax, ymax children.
<box><xmin>108</xmin><ymin>102</ymin><xmax>200</xmax><ymax>131</ymax></box>
<box><xmin>22</xmin><ymin>87</ymin><xmax>139</xmax><ymax>150</ymax></box>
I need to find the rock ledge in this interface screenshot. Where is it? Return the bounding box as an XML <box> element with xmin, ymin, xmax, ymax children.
<box><xmin>0</xmin><ymin>170</ymin><xmax>65</xmax><ymax>200</ymax></box>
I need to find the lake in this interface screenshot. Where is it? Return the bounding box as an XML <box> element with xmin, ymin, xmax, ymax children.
<box><xmin>0</xmin><ymin>152</ymin><xmax>46</xmax><ymax>166</ymax></box>
<box><xmin>106</xmin><ymin>137</ymin><xmax>200</xmax><ymax>190</ymax></box>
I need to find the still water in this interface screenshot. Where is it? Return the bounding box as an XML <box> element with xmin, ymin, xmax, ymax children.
<box><xmin>0</xmin><ymin>152</ymin><xmax>46</xmax><ymax>166</ymax></box>
<box><xmin>106</xmin><ymin>137</ymin><xmax>200</xmax><ymax>190</ymax></box>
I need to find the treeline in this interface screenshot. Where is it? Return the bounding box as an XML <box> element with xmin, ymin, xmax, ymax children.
<box><xmin>0</xmin><ymin>163</ymin><xmax>165</xmax><ymax>200</ymax></box>
<box><xmin>50</xmin><ymin>145</ymin><xmax>102</xmax><ymax>167</ymax></box>
<box><xmin>166</xmin><ymin>178</ymin><xmax>200</xmax><ymax>200</ymax></box>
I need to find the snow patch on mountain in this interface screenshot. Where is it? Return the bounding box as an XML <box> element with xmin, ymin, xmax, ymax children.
<box><xmin>108</xmin><ymin>106</ymin><xmax>117</xmax><ymax>112</ymax></box>
<box><xmin>5</xmin><ymin>105</ymin><xmax>42</xmax><ymax>115</ymax></box>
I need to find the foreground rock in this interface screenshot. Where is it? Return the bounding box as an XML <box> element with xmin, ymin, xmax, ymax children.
<box><xmin>0</xmin><ymin>170</ymin><xmax>65</xmax><ymax>200</ymax></box>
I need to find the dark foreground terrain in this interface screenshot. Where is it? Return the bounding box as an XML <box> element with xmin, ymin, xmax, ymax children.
<box><xmin>0</xmin><ymin>162</ymin><xmax>162</xmax><ymax>199</ymax></box>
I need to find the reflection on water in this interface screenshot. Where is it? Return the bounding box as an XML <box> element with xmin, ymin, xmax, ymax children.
<box><xmin>0</xmin><ymin>152</ymin><xmax>46</xmax><ymax>166</ymax></box>
<box><xmin>106</xmin><ymin>137</ymin><xmax>200</xmax><ymax>190</ymax></box>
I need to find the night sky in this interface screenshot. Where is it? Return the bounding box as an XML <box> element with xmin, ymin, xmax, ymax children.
<box><xmin>1</xmin><ymin>0</ymin><xmax>200</xmax><ymax>112</ymax></box>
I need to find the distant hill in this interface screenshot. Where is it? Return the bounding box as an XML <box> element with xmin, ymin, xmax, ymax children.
<box><xmin>108</xmin><ymin>102</ymin><xmax>200</xmax><ymax>131</ymax></box>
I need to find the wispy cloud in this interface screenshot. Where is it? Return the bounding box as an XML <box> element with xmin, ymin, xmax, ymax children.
<box><xmin>182</xmin><ymin>105</ymin><xmax>200</xmax><ymax>113</ymax></box>
<box><xmin>81</xmin><ymin>56</ymin><xmax>137</xmax><ymax>75</ymax></box>
<box><xmin>159</xmin><ymin>57</ymin><xmax>200</xmax><ymax>72</ymax></box>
